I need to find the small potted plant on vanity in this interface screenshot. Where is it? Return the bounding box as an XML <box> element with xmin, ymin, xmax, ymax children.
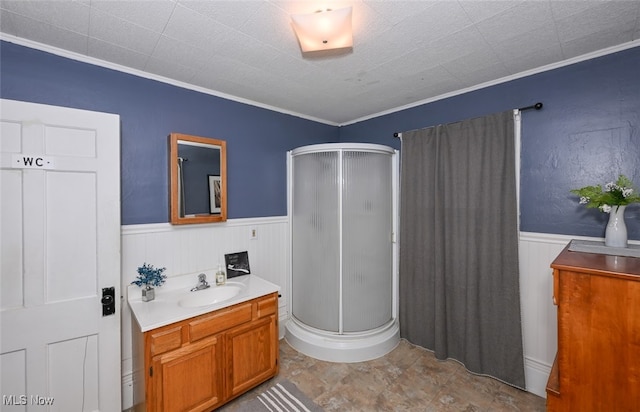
<box><xmin>131</xmin><ymin>263</ymin><xmax>167</xmax><ymax>302</ymax></box>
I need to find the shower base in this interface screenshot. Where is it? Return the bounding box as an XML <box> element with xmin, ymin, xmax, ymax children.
<box><xmin>284</xmin><ymin>317</ymin><xmax>400</xmax><ymax>363</ymax></box>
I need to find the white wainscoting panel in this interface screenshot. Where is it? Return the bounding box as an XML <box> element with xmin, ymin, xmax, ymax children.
<box><xmin>119</xmin><ymin>225</ymin><xmax>632</xmax><ymax>406</ymax></box>
<box><xmin>518</xmin><ymin>231</ymin><xmax>571</xmax><ymax>398</ymax></box>
<box><xmin>119</xmin><ymin>217</ymin><xmax>289</xmax><ymax>410</ymax></box>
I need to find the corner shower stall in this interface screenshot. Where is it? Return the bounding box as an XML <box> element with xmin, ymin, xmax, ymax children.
<box><xmin>285</xmin><ymin>143</ymin><xmax>399</xmax><ymax>362</ymax></box>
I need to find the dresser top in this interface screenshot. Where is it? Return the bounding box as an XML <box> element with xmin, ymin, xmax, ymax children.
<box><xmin>551</xmin><ymin>243</ymin><xmax>640</xmax><ymax>280</ymax></box>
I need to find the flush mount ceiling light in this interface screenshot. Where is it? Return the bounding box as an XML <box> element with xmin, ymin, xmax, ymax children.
<box><xmin>291</xmin><ymin>6</ymin><xmax>353</xmax><ymax>52</ymax></box>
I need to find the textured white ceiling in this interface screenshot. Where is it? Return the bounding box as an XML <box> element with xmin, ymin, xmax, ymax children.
<box><xmin>1</xmin><ymin>1</ymin><xmax>639</xmax><ymax>125</ymax></box>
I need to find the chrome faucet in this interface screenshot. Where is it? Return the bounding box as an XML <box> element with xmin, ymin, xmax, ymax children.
<box><xmin>190</xmin><ymin>273</ymin><xmax>210</xmax><ymax>291</ymax></box>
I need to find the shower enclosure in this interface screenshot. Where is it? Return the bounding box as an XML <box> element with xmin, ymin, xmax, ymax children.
<box><xmin>285</xmin><ymin>143</ymin><xmax>399</xmax><ymax>362</ymax></box>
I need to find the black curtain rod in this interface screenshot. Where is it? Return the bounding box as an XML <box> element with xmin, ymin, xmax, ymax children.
<box><xmin>393</xmin><ymin>102</ymin><xmax>543</xmax><ymax>138</ymax></box>
<box><xmin>519</xmin><ymin>102</ymin><xmax>543</xmax><ymax>111</ymax></box>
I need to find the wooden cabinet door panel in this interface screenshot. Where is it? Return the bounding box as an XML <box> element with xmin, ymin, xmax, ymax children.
<box><xmin>153</xmin><ymin>335</ymin><xmax>223</xmax><ymax>412</ymax></box>
<box><xmin>226</xmin><ymin>315</ymin><xmax>278</xmax><ymax>397</ymax></box>
<box><xmin>558</xmin><ymin>270</ymin><xmax>640</xmax><ymax>410</ymax></box>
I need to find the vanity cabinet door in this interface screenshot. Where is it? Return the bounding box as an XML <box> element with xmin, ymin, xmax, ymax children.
<box><xmin>151</xmin><ymin>334</ymin><xmax>224</xmax><ymax>412</ymax></box>
<box><xmin>226</xmin><ymin>314</ymin><xmax>278</xmax><ymax>398</ymax></box>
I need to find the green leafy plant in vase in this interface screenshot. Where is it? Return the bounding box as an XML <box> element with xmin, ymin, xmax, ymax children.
<box><xmin>571</xmin><ymin>174</ymin><xmax>640</xmax><ymax>247</ymax></box>
<box><xmin>131</xmin><ymin>263</ymin><xmax>167</xmax><ymax>302</ymax></box>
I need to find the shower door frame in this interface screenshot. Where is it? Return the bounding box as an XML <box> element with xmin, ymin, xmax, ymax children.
<box><xmin>286</xmin><ymin>143</ymin><xmax>400</xmax><ymax>336</ymax></box>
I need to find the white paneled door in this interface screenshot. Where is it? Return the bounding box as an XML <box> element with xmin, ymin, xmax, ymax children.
<box><xmin>0</xmin><ymin>99</ymin><xmax>121</xmax><ymax>411</ymax></box>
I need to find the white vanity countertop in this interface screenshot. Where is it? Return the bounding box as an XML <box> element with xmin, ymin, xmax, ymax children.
<box><xmin>127</xmin><ymin>271</ymin><xmax>280</xmax><ymax>332</ymax></box>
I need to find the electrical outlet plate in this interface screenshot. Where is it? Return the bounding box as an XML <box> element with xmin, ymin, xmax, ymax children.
<box><xmin>250</xmin><ymin>227</ymin><xmax>257</xmax><ymax>239</ymax></box>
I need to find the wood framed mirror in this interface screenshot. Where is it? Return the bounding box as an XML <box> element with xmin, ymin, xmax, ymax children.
<box><xmin>170</xmin><ymin>133</ymin><xmax>227</xmax><ymax>224</ymax></box>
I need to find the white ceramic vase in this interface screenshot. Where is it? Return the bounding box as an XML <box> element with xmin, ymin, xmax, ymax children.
<box><xmin>605</xmin><ymin>205</ymin><xmax>627</xmax><ymax>248</ymax></box>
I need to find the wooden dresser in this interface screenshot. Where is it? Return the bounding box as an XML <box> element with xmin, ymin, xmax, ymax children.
<box><xmin>546</xmin><ymin>244</ymin><xmax>640</xmax><ymax>411</ymax></box>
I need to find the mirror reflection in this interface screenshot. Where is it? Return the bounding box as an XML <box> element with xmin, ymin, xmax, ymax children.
<box><xmin>170</xmin><ymin>133</ymin><xmax>227</xmax><ymax>224</ymax></box>
<box><xmin>178</xmin><ymin>142</ymin><xmax>220</xmax><ymax>215</ymax></box>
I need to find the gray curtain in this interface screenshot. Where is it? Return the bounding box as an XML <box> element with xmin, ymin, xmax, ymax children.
<box><xmin>398</xmin><ymin>110</ymin><xmax>525</xmax><ymax>389</ymax></box>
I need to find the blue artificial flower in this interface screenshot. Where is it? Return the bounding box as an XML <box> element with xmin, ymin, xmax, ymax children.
<box><xmin>131</xmin><ymin>263</ymin><xmax>167</xmax><ymax>287</ymax></box>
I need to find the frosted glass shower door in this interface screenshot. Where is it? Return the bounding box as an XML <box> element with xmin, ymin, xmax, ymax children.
<box><xmin>291</xmin><ymin>151</ymin><xmax>340</xmax><ymax>332</ymax></box>
<box><xmin>342</xmin><ymin>151</ymin><xmax>393</xmax><ymax>332</ymax></box>
<box><xmin>291</xmin><ymin>145</ymin><xmax>394</xmax><ymax>335</ymax></box>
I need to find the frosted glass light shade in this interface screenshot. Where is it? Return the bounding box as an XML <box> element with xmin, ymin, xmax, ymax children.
<box><xmin>291</xmin><ymin>7</ymin><xmax>353</xmax><ymax>52</ymax></box>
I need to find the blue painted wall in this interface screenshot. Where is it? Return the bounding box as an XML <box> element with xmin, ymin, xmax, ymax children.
<box><xmin>2</xmin><ymin>41</ymin><xmax>639</xmax><ymax>239</ymax></box>
<box><xmin>0</xmin><ymin>41</ymin><xmax>337</xmax><ymax>224</ymax></box>
<box><xmin>339</xmin><ymin>46</ymin><xmax>640</xmax><ymax>241</ymax></box>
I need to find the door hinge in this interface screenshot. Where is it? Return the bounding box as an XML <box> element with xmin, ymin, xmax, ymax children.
<box><xmin>149</xmin><ymin>366</ymin><xmax>153</xmax><ymax>377</ymax></box>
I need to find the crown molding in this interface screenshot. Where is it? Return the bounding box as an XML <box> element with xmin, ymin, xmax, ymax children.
<box><xmin>3</xmin><ymin>33</ymin><xmax>638</xmax><ymax>128</ymax></box>
<box><xmin>341</xmin><ymin>39</ymin><xmax>640</xmax><ymax>126</ymax></box>
<box><xmin>0</xmin><ymin>33</ymin><xmax>338</xmax><ymax>126</ymax></box>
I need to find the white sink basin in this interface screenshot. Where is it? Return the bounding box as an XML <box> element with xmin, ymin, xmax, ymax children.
<box><xmin>178</xmin><ymin>285</ymin><xmax>242</xmax><ymax>308</ymax></box>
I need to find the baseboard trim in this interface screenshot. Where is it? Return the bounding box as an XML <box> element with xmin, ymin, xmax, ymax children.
<box><xmin>525</xmin><ymin>356</ymin><xmax>552</xmax><ymax>398</ymax></box>
<box><xmin>121</xmin><ymin>372</ymin><xmax>134</xmax><ymax>410</ymax></box>
<box><xmin>279</xmin><ymin>310</ymin><xmax>288</xmax><ymax>340</ymax></box>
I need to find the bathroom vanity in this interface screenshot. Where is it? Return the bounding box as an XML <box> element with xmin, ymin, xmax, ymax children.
<box><xmin>128</xmin><ymin>273</ymin><xmax>280</xmax><ymax>411</ymax></box>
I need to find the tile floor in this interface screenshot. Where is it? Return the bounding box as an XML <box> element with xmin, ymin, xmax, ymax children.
<box><xmin>221</xmin><ymin>339</ymin><xmax>546</xmax><ymax>411</ymax></box>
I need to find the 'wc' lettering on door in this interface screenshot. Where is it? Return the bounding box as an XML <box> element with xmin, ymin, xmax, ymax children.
<box><xmin>11</xmin><ymin>154</ymin><xmax>55</xmax><ymax>169</ymax></box>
